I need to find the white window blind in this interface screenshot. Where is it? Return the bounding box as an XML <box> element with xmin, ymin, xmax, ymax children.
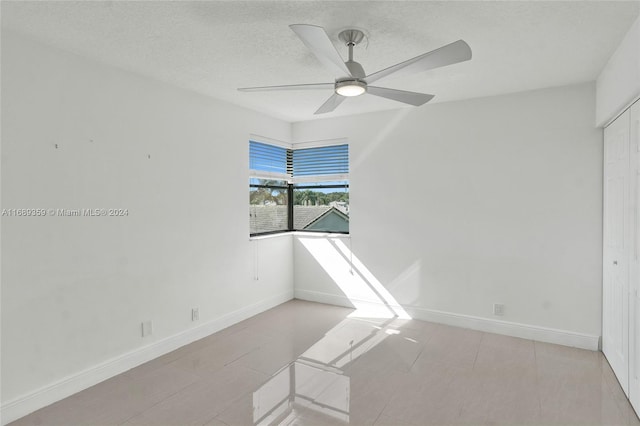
<box><xmin>292</xmin><ymin>144</ymin><xmax>349</xmax><ymax>184</ymax></box>
<box><xmin>249</xmin><ymin>141</ymin><xmax>349</xmax><ymax>184</ymax></box>
<box><xmin>249</xmin><ymin>141</ymin><xmax>292</xmax><ymax>181</ymax></box>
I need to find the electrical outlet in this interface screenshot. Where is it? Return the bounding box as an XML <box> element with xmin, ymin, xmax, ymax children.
<box><xmin>493</xmin><ymin>303</ymin><xmax>505</xmax><ymax>316</ymax></box>
<box><xmin>141</xmin><ymin>320</ymin><xmax>153</xmax><ymax>337</ymax></box>
<box><xmin>192</xmin><ymin>308</ymin><xmax>199</xmax><ymax>322</ymax></box>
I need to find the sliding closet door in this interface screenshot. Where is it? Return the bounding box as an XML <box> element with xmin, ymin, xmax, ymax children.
<box><xmin>629</xmin><ymin>101</ymin><xmax>640</xmax><ymax>410</ymax></box>
<box><xmin>603</xmin><ymin>109</ymin><xmax>630</xmax><ymax>395</ymax></box>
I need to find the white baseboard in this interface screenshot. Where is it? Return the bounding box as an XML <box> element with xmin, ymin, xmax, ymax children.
<box><xmin>294</xmin><ymin>289</ymin><xmax>600</xmax><ymax>351</ymax></box>
<box><xmin>294</xmin><ymin>288</ymin><xmax>357</xmax><ymax>309</ymax></box>
<box><xmin>0</xmin><ymin>290</ymin><xmax>293</xmax><ymax>426</ymax></box>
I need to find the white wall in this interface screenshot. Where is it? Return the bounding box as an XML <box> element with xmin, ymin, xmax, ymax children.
<box><xmin>0</xmin><ymin>31</ymin><xmax>293</xmax><ymax>421</ymax></box>
<box><xmin>293</xmin><ymin>83</ymin><xmax>603</xmax><ymax>347</ymax></box>
<box><xmin>596</xmin><ymin>14</ymin><xmax>640</xmax><ymax>126</ymax></box>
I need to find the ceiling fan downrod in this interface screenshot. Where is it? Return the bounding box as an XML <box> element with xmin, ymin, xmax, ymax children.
<box><xmin>338</xmin><ymin>29</ymin><xmax>366</xmax><ymax>79</ymax></box>
<box><xmin>338</xmin><ymin>29</ymin><xmax>365</xmax><ymax>62</ymax></box>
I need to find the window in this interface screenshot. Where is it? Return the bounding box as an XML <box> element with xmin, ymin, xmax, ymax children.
<box><xmin>249</xmin><ymin>140</ymin><xmax>349</xmax><ymax>236</ymax></box>
<box><xmin>249</xmin><ymin>142</ymin><xmax>291</xmax><ymax>235</ymax></box>
<box><xmin>292</xmin><ymin>144</ymin><xmax>349</xmax><ymax>233</ymax></box>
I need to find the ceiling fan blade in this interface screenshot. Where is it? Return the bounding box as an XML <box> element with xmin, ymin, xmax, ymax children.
<box><xmin>290</xmin><ymin>24</ymin><xmax>352</xmax><ymax>78</ymax></box>
<box><xmin>366</xmin><ymin>40</ymin><xmax>472</xmax><ymax>84</ymax></box>
<box><xmin>238</xmin><ymin>83</ymin><xmax>334</xmax><ymax>92</ymax></box>
<box><xmin>314</xmin><ymin>93</ymin><xmax>346</xmax><ymax>114</ymax></box>
<box><xmin>367</xmin><ymin>86</ymin><xmax>435</xmax><ymax>106</ymax></box>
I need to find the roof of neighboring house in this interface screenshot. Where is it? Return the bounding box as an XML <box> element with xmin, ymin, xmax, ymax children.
<box><xmin>250</xmin><ymin>205</ymin><xmax>288</xmax><ymax>234</ymax></box>
<box><xmin>293</xmin><ymin>206</ymin><xmax>333</xmax><ymax>229</ymax></box>
<box><xmin>303</xmin><ymin>206</ymin><xmax>349</xmax><ymax>230</ymax></box>
<box><xmin>250</xmin><ymin>205</ymin><xmax>348</xmax><ymax>234</ymax></box>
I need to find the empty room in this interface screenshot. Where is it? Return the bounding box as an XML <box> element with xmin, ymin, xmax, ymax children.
<box><xmin>2</xmin><ymin>1</ymin><xmax>640</xmax><ymax>425</ymax></box>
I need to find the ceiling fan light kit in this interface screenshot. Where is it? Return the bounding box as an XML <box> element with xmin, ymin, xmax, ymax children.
<box><xmin>335</xmin><ymin>79</ymin><xmax>366</xmax><ymax>97</ymax></box>
<box><xmin>238</xmin><ymin>24</ymin><xmax>472</xmax><ymax>114</ymax></box>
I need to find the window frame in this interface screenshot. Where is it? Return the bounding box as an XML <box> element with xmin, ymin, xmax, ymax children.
<box><xmin>249</xmin><ymin>180</ymin><xmax>290</xmax><ymax>236</ymax></box>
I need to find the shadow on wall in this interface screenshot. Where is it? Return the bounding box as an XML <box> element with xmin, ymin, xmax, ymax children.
<box><xmin>351</xmin><ymin>108</ymin><xmax>413</xmax><ymax>171</ymax></box>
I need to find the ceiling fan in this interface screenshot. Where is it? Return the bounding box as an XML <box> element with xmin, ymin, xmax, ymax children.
<box><xmin>238</xmin><ymin>24</ymin><xmax>472</xmax><ymax>115</ymax></box>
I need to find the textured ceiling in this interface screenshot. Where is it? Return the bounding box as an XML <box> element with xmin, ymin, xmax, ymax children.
<box><xmin>2</xmin><ymin>1</ymin><xmax>639</xmax><ymax>122</ymax></box>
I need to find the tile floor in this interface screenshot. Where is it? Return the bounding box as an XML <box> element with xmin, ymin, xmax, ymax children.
<box><xmin>10</xmin><ymin>299</ymin><xmax>640</xmax><ymax>426</ymax></box>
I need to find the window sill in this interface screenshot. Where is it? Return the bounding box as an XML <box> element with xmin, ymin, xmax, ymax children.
<box><xmin>249</xmin><ymin>231</ymin><xmax>295</xmax><ymax>241</ymax></box>
<box><xmin>249</xmin><ymin>231</ymin><xmax>350</xmax><ymax>241</ymax></box>
<box><xmin>291</xmin><ymin>231</ymin><xmax>350</xmax><ymax>239</ymax></box>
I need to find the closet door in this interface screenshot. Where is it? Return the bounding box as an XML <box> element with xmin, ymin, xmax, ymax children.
<box><xmin>603</xmin><ymin>109</ymin><xmax>630</xmax><ymax>395</ymax></box>
<box><xmin>629</xmin><ymin>100</ymin><xmax>640</xmax><ymax>410</ymax></box>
